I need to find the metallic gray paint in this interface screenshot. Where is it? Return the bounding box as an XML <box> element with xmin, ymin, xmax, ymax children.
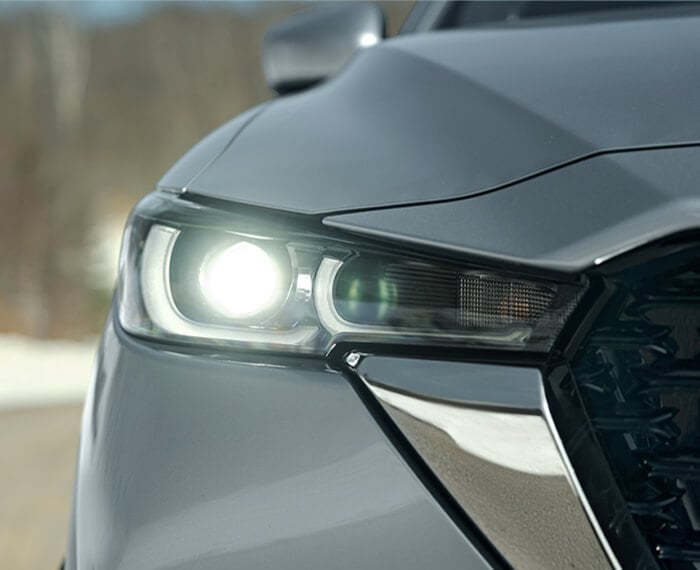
<box><xmin>326</xmin><ymin>146</ymin><xmax>700</xmax><ymax>272</ymax></box>
<box><xmin>357</xmin><ymin>356</ymin><xmax>616</xmax><ymax>570</ymax></box>
<box><xmin>74</xmin><ymin>8</ymin><xmax>700</xmax><ymax>569</ymax></box>
<box><xmin>158</xmin><ymin>105</ymin><xmax>266</xmax><ymax>193</ymax></box>
<box><xmin>180</xmin><ymin>14</ymin><xmax>700</xmax><ymax>214</ymax></box>
<box><xmin>65</xmin><ymin>316</ymin><xmax>491</xmax><ymax>570</ymax></box>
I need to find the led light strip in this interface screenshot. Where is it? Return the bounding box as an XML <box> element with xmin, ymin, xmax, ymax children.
<box><xmin>314</xmin><ymin>257</ymin><xmax>531</xmax><ymax>344</ymax></box>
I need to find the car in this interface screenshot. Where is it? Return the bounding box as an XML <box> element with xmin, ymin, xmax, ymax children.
<box><xmin>64</xmin><ymin>2</ymin><xmax>700</xmax><ymax>569</ymax></box>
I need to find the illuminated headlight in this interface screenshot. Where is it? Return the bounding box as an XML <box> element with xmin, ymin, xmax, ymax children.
<box><xmin>118</xmin><ymin>192</ymin><xmax>586</xmax><ymax>354</ymax></box>
<box><xmin>199</xmin><ymin>241</ymin><xmax>283</xmax><ymax>319</ymax></box>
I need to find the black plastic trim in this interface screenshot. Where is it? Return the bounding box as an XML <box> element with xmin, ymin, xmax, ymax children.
<box><xmin>543</xmin><ymin>235</ymin><xmax>700</xmax><ymax>570</ymax></box>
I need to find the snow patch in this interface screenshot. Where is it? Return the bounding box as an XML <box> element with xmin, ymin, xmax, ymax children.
<box><xmin>0</xmin><ymin>335</ymin><xmax>95</xmax><ymax>409</ymax></box>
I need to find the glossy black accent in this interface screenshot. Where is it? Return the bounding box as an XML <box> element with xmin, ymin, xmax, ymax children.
<box><xmin>328</xmin><ymin>341</ymin><xmax>547</xmax><ymax>369</ymax></box>
<box><xmin>656</xmin><ymin>531</ymin><xmax>700</xmax><ymax>562</ymax></box>
<box><xmin>545</xmin><ymin>364</ymin><xmax>656</xmax><ymax>570</ymax></box>
<box><xmin>549</xmin><ymin>240</ymin><xmax>700</xmax><ymax>569</ymax></box>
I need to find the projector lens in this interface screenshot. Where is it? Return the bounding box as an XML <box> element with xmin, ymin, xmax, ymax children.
<box><xmin>199</xmin><ymin>241</ymin><xmax>282</xmax><ymax>320</ymax></box>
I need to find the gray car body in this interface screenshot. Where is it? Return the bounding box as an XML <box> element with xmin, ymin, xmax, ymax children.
<box><xmin>159</xmin><ymin>12</ymin><xmax>700</xmax><ymax>270</ymax></box>
<box><xmin>67</xmin><ymin>8</ymin><xmax>700</xmax><ymax>570</ymax></box>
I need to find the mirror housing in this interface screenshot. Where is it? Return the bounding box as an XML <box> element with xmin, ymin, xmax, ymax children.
<box><xmin>263</xmin><ymin>3</ymin><xmax>386</xmax><ymax>95</ymax></box>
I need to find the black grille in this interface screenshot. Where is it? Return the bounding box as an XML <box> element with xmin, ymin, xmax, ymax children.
<box><xmin>561</xmin><ymin>244</ymin><xmax>700</xmax><ymax>569</ymax></box>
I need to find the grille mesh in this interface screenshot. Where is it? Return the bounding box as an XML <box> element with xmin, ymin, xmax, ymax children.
<box><xmin>564</xmin><ymin>246</ymin><xmax>700</xmax><ymax>568</ymax></box>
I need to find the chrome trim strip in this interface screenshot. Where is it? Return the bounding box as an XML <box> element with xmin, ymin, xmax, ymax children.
<box><xmin>540</xmin><ymin>388</ymin><xmax>622</xmax><ymax>570</ymax></box>
<box><xmin>356</xmin><ymin>356</ymin><xmax>620</xmax><ymax>570</ymax></box>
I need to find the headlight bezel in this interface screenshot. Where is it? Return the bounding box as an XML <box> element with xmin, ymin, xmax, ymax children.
<box><xmin>117</xmin><ymin>191</ymin><xmax>587</xmax><ymax>357</ymax></box>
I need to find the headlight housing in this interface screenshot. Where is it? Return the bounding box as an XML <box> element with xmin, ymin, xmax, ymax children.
<box><xmin>118</xmin><ymin>192</ymin><xmax>586</xmax><ymax>355</ymax></box>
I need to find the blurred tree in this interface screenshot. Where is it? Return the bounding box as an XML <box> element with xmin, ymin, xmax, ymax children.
<box><xmin>0</xmin><ymin>1</ymin><xmax>414</xmax><ymax>339</ymax></box>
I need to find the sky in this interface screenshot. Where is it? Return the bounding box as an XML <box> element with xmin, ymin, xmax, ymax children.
<box><xmin>0</xmin><ymin>1</ymin><xmax>272</xmax><ymax>27</ymax></box>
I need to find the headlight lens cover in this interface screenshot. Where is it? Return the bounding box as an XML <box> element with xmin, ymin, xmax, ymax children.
<box><xmin>118</xmin><ymin>192</ymin><xmax>586</xmax><ymax>355</ymax></box>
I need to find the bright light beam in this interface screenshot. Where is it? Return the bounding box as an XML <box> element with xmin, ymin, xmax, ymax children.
<box><xmin>199</xmin><ymin>241</ymin><xmax>281</xmax><ymax>319</ymax></box>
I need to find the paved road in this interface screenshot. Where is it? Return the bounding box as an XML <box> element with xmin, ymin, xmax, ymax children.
<box><xmin>0</xmin><ymin>405</ymin><xmax>82</xmax><ymax>570</ymax></box>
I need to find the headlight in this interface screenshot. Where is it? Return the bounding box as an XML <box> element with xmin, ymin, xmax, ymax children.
<box><xmin>198</xmin><ymin>241</ymin><xmax>283</xmax><ymax>319</ymax></box>
<box><xmin>118</xmin><ymin>192</ymin><xmax>586</xmax><ymax>355</ymax></box>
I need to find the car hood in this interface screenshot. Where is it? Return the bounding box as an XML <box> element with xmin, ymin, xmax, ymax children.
<box><xmin>161</xmin><ymin>13</ymin><xmax>700</xmax><ymax>215</ymax></box>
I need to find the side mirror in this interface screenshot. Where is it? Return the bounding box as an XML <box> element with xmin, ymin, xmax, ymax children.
<box><xmin>263</xmin><ymin>3</ymin><xmax>385</xmax><ymax>95</ymax></box>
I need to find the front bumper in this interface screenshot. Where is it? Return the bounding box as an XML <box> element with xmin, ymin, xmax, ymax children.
<box><xmin>64</xmin><ymin>313</ymin><xmax>492</xmax><ymax>570</ymax></box>
<box><xmin>66</xmin><ymin>306</ymin><xmax>618</xmax><ymax>569</ymax></box>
